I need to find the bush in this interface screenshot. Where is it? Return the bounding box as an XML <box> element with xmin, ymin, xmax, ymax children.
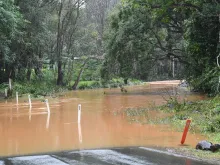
<box><xmin>78</xmin><ymin>81</ymin><xmax>102</xmax><ymax>89</ymax></box>
<box><xmin>189</xmin><ymin>67</ymin><xmax>219</xmax><ymax>95</ymax></box>
<box><xmin>0</xmin><ymin>83</ymin><xmax>8</xmax><ymax>92</ymax></box>
<box><xmin>13</xmin><ymin>82</ymin><xmax>67</xmax><ymax>97</ymax></box>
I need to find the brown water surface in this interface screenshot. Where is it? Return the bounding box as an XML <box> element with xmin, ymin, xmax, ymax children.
<box><xmin>0</xmin><ymin>81</ymin><xmax>205</xmax><ymax>157</ymax></box>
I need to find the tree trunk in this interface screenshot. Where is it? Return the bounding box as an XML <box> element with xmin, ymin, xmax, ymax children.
<box><xmin>8</xmin><ymin>66</ymin><xmax>15</xmax><ymax>80</ymax></box>
<box><xmin>34</xmin><ymin>68</ymin><xmax>43</xmax><ymax>80</ymax></box>
<box><xmin>124</xmin><ymin>78</ymin><xmax>128</xmax><ymax>85</ymax></box>
<box><xmin>56</xmin><ymin>2</ymin><xmax>63</xmax><ymax>86</ymax></box>
<box><xmin>26</xmin><ymin>68</ymin><xmax>31</xmax><ymax>81</ymax></box>
<box><xmin>57</xmin><ymin>61</ymin><xmax>63</xmax><ymax>85</ymax></box>
<box><xmin>72</xmin><ymin>59</ymin><xmax>88</xmax><ymax>90</ymax></box>
<box><xmin>217</xmin><ymin>14</ymin><xmax>220</xmax><ymax>67</ymax></box>
<box><xmin>216</xmin><ymin>14</ymin><xmax>220</xmax><ymax>92</ymax></box>
<box><xmin>67</xmin><ymin>56</ymin><xmax>74</xmax><ymax>86</ymax></box>
<box><xmin>35</xmin><ymin>49</ymin><xmax>43</xmax><ymax>79</ymax></box>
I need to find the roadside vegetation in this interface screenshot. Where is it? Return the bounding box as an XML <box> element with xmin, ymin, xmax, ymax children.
<box><xmin>0</xmin><ymin>67</ymin><xmax>142</xmax><ymax>99</ymax></box>
<box><xmin>160</xmin><ymin>95</ymin><xmax>220</xmax><ymax>160</ymax></box>
<box><xmin>120</xmin><ymin>93</ymin><xmax>220</xmax><ymax>160</ymax></box>
<box><xmin>1</xmin><ymin>1</ymin><xmax>220</xmax><ymax>162</ymax></box>
<box><xmin>2</xmin><ymin>0</ymin><xmax>220</xmax><ymax>98</ymax></box>
<box><xmin>160</xmin><ymin>96</ymin><xmax>220</xmax><ymax>142</ymax></box>
<box><xmin>123</xmin><ymin>94</ymin><xmax>220</xmax><ymax>142</ymax></box>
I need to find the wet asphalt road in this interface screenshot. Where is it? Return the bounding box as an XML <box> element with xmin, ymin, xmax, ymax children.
<box><xmin>0</xmin><ymin>147</ymin><xmax>213</xmax><ymax>165</ymax></box>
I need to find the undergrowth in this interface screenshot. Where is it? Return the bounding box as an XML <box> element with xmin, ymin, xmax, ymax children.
<box><xmin>122</xmin><ymin>92</ymin><xmax>220</xmax><ymax>144</ymax></box>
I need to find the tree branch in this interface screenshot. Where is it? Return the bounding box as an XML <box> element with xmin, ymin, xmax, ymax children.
<box><xmin>144</xmin><ymin>3</ymin><xmax>202</xmax><ymax>11</ymax></box>
<box><xmin>150</xmin><ymin>29</ymin><xmax>166</xmax><ymax>52</ymax></box>
<box><xmin>217</xmin><ymin>54</ymin><xmax>220</xmax><ymax>67</ymax></box>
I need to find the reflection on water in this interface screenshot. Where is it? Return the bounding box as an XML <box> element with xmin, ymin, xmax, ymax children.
<box><xmin>0</xmin><ymin>81</ymin><xmax>205</xmax><ymax>157</ymax></box>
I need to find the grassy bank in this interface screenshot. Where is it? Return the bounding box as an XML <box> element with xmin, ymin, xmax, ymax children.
<box><xmin>123</xmin><ymin>96</ymin><xmax>220</xmax><ymax>141</ymax></box>
<box><xmin>0</xmin><ymin>82</ymin><xmax>68</xmax><ymax>99</ymax></box>
<box><xmin>76</xmin><ymin>78</ymin><xmax>142</xmax><ymax>89</ymax></box>
<box><xmin>159</xmin><ymin>96</ymin><xmax>220</xmax><ymax>143</ymax></box>
<box><xmin>0</xmin><ymin>78</ymin><xmax>142</xmax><ymax>99</ymax></box>
<box><xmin>121</xmin><ymin>95</ymin><xmax>220</xmax><ymax>161</ymax></box>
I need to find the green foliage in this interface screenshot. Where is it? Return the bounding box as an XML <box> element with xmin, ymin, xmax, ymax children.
<box><xmin>0</xmin><ymin>0</ymin><xmax>23</xmax><ymax>64</ymax></box>
<box><xmin>122</xmin><ymin>94</ymin><xmax>220</xmax><ymax>138</ymax></box>
<box><xmin>6</xmin><ymin>69</ymin><xmax>63</xmax><ymax>97</ymax></box>
<box><xmin>162</xmin><ymin>96</ymin><xmax>220</xmax><ymax>133</ymax></box>
<box><xmin>101</xmin><ymin>78</ymin><xmax>124</xmax><ymax>88</ymax></box>
<box><xmin>76</xmin><ymin>78</ymin><xmax>142</xmax><ymax>90</ymax></box>
<box><xmin>189</xmin><ymin>67</ymin><xmax>220</xmax><ymax>94</ymax></box>
<box><xmin>80</xmin><ymin>60</ymin><xmax>102</xmax><ymax>81</ymax></box>
<box><xmin>0</xmin><ymin>83</ymin><xmax>8</xmax><ymax>93</ymax></box>
<box><xmin>13</xmin><ymin>81</ymin><xmax>67</xmax><ymax>98</ymax></box>
<box><xmin>128</xmin><ymin>79</ymin><xmax>142</xmax><ymax>85</ymax></box>
<box><xmin>0</xmin><ymin>0</ymin><xmax>22</xmax><ymax>38</ymax></box>
<box><xmin>103</xmin><ymin>0</ymin><xmax>220</xmax><ymax>94</ymax></box>
<box><xmin>103</xmin><ymin>3</ymin><xmax>156</xmax><ymax>80</ymax></box>
<box><xmin>103</xmin><ymin>0</ymin><xmax>187</xmax><ymax>82</ymax></box>
<box><xmin>78</xmin><ymin>81</ymin><xmax>101</xmax><ymax>90</ymax></box>
<box><xmin>1</xmin><ymin>0</ymin><xmax>220</xmax><ymax>95</ymax></box>
<box><xmin>184</xmin><ymin>7</ymin><xmax>220</xmax><ymax>94</ymax></box>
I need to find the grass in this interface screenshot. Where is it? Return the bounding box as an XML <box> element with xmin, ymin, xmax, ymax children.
<box><xmin>1</xmin><ymin>81</ymin><xmax>68</xmax><ymax>99</ymax></box>
<box><xmin>0</xmin><ymin>83</ymin><xmax>8</xmax><ymax>92</ymax></box>
<box><xmin>170</xmin><ymin>147</ymin><xmax>220</xmax><ymax>164</ymax></box>
<box><xmin>70</xmin><ymin>78</ymin><xmax>143</xmax><ymax>90</ymax></box>
<box><xmin>0</xmin><ymin>77</ymin><xmax>143</xmax><ymax>99</ymax></box>
<box><xmin>119</xmin><ymin>95</ymin><xmax>220</xmax><ymax>161</ymax></box>
<box><xmin>160</xmin><ymin>96</ymin><xmax>220</xmax><ymax>135</ymax></box>
<box><xmin>124</xmin><ymin>95</ymin><xmax>220</xmax><ymax>139</ymax></box>
<box><xmin>77</xmin><ymin>81</ymin><xmax>101</xmax><ymax>89</ymax></box>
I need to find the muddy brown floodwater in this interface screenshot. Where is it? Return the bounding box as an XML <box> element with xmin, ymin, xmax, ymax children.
<box><xmin>0</xmin><ymin>80</ymin><xmax>206</xmax><ymax>157</ymax></box>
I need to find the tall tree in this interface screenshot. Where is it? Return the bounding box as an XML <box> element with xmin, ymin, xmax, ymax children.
<box><xmin>15</xmin><ymin>0</ymin><xmax>52</xmax><ymax>81</ymax></box>
<box><xmin>103</xmin><ymin>0</ymin><xmax>220</xmax><ymax>93</ymax></box>
<box><xmin>55</xmin><ymin>0</ymin><xmax>83</xmax><ymax>85</ymax></box>
<box><xmin>0</xmin><ymin>0</ymin><xmax>23</xmax><ymax>82</ymax></box>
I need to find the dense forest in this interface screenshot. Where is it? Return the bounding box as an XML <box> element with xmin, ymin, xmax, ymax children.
<box><xmin>0</xmin><ymin>0</ymin><xmax>220</xmax><ymax>96</ymax></box>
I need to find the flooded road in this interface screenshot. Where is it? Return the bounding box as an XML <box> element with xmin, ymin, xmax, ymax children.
<box><xmin>0</xmin><ymin>147</ymin><xmax>211</xmax><ymax>165</ymax></box>
<box><xmin>0</xmin><ymin>80</ymin><xmax>206</xmax><ymax>157</ymax></box>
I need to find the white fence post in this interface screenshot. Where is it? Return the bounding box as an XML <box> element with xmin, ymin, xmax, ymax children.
<box><xmin>46</xmin><ymin>112</ymin><xmax>50</xmax><ymax>129</ymax></box>
<box><xmin>45</xmin><ymin>99</ymin><xmax>51</xmax><ymax>129</ymax></box>
<box><xmin>78</xmin><ymin>104</ymin><xmax>81</xmax><ymax>124</ymax></box>
<box><xmin>29</xmin><ymin>108</ymin><xmax>31</xmax><ymax>121</ymax></box>
<box><xmin>5</xmin><ymin>89</ymin><xmax>7</xmax><ymax>98</ymax></box>
<box><xmin>28</xmin><ymin>95</ymin><xmax>32</xmax><ymax>109</ymax></box>
<box><xmin>9</xmin><ymin>78</ymin><xmax>12</xmax><ymax>90</ymax></box>
<box><xmin>78</xmin><ymin>122</ymin><xmax>82</xmax><ymax>143</ymax></box>
<box><xmin>45</xmin><ymin>99</ymin><xmax>51</xmax><ymax>114</ymax></box>
<box><xmin>16</xmin><ymin>92</ymin><xmax>18</xmax><ymax>105</ymax></box>
<box><xmin>78</xmin><ymin>104</ymin><xmax>82</xmax><ymax>143</ymax></box>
